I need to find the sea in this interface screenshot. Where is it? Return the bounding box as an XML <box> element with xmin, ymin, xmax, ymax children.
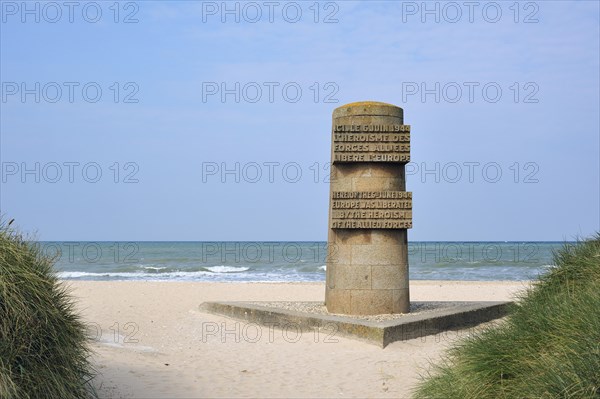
<box><xmin>37</xmin><ymin>241</ymin><xmax>570</xmax><ymax>282</ymax></box>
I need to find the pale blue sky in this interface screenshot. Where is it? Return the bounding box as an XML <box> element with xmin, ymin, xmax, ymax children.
<box><xmin>1</xmin><ymin>1</ymin><xmax>598</xmax><ymax>241</ymax></box>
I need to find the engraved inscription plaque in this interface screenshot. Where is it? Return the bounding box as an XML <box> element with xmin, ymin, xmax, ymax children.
<box><xmin>330</xmin><ymin>191</ymin><xmax>412</xmax><ymax>229</ymax></box>
<box><xmin>325</xmin><ymin>101</ymin><xmax>413</xmax><ymax>315</ymax></box>
<box><xmin>333</xmin><ymin>126</ymin><xmax>411</xmax><ymax>163</ymax></box>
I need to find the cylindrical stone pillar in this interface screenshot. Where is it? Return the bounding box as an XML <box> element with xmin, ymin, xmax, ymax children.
<box><xmin>325</xmin><ymin>101</ymin><xmax>412</xmax><ymax>315</ymax></box>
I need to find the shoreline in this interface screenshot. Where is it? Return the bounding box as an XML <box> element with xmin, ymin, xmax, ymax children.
<box><xmin>62</xmin><ymin>279</ymin><xmax>530</xmax><ymax>283</ymax></box>
<box><xmin>60</xmin><ymin>279</ymin><xmax>533</xmax><ymax>285</ymax></box>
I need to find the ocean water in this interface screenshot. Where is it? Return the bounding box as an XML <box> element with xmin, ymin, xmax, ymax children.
<box><xmin>38</xmin><ymin>241</ymin><xmax>569</xmax><ymax>282</ymax></box>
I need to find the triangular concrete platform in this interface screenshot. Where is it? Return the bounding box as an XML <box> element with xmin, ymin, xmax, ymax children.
<box><xmin>199</xmin><ymin>300</ymin><xmax>512</xmax><ymax>348</ymax></box>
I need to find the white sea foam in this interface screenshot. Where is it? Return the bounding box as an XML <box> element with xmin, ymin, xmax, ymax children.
<box><xmin>142</xmin><ymin>266</ymin><xmax>166</xmax><ymax>271</ymax></box>
<box><xmin>58</xmin><ymin>267</ymin><xmax>249</xmax><ymax>280</ymax></box>
<box><xmin>58</xmin><ymin>271</ymin><xmax>104</xmax><ymax>278</ymax></box>
<box><xmin>58</xmin><ymin>271</ymin><xmax>212</xmax><ymax>279</ymax></box>
<box><xmin>318</xmin><ymin>265</ymin><xmax>326</xmax><ymax>271</ymax></box>
<box><xmin>57</xmin><ymin>269</ymin><xmax>324</xmax><ymax>282</ymax></box>
<box><xmin>204</xmin><ymin>266</ymin><xmax>250</xmax><ymax>273</ymax></box>
<box><xmin>58</xmin><ymin>266</ymin><xmax>250</xmax><ymax>279</ymax></box>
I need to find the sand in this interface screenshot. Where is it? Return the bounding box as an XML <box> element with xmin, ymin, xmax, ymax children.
<box><xmin>66</xmin><ymin>280</ymin><xmax>529</xmax><ymax>398</ymax></box>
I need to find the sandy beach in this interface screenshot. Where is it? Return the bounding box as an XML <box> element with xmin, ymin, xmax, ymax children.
<box><xmin>64</xmin><ymin>280</ymin><xmax>529</xmax><ymax>398</ymax></box>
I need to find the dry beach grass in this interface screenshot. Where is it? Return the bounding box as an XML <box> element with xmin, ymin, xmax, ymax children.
<box><xmin>0</xmin><ymin>224</ymin><xmax>95</xmax><ymax>399</ymax></box>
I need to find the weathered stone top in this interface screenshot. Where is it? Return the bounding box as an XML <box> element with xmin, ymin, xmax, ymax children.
<box><xmin>333</xmin><ymin>101</ymin><xmax>404</xmax><ymax>118</ymax></box>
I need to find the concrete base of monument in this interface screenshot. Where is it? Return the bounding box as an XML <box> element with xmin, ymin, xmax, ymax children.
<box><xmin>199</xmin><ymin>300</ymin><xmax>512</xmax><ymax>348</ymax></box>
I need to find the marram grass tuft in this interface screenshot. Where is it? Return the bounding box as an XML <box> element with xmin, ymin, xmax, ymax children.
<box><xmin>414</xmin><ymin>235</ymin><xmax>600</xmax><ymax>399</ymax></box>
<box><xmin>0</xmin><ymin>221</ymin><xmax>96</xmax><ymax>398</ymax></box>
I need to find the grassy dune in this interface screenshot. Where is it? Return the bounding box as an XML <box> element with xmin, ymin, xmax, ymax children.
<box><xmin>0</xmin><ymin>222</ymin><xmax>95</xmax><ymax>398</ymax></box>
<box><xmin>415</xmin><ymin>235</ymin><xmax>600</xmax><ymax>399</ymax></box>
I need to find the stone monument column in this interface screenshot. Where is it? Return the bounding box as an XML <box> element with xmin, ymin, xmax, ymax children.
<box><xmin>325</xmin><ymin>101</ymin><xmax>412</xmax><ymax>315</ymax></box>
